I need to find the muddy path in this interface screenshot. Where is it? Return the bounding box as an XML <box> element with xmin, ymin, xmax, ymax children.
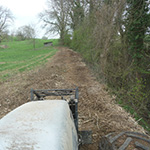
<box><xmin>0</xmin><ymin>47</ymin><xmax>145</xmax><ymax>149</ymax></box>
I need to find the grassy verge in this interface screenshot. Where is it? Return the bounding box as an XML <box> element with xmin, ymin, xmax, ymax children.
<box><xmin>118</xmin><ymin>100</ymin><xmax>150</xmax><ymax>132</ymax></box>
<box><xmin>0</xmin><ymin>39</ymin><xmax>58</xmax><ymax>81</ymax></box>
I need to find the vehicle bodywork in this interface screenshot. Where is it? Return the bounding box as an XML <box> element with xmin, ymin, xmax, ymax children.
<box><xmin>0</xmin><ymin>88</ymin><xmax>91</xmax><ymax>150</ymax></box>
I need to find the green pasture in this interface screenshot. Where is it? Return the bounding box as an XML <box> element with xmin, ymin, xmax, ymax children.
<box><xmin>0</xmin><ymin>39</ymin><xmax>58</xmax><ymax>80</ymax></box>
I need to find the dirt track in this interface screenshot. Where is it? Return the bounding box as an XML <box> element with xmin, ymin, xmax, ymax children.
<box><xmin>0</xmin><ymin>47</ymin><xmax>146</xmax><ymax>149</ymax></box>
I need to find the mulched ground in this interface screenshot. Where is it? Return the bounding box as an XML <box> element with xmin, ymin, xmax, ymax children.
<box><xmin>0</xmin><ymin>47</ymin><xmax>146</xmax><ymax>149</ymax></box>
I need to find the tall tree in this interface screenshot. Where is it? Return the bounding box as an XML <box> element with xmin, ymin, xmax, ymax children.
<box><xmin>39</xmin><ymin>0</ymin><xmax>69</xmax><ymax>44</ymax></box>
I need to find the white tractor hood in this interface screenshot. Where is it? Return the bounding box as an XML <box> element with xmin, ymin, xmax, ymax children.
<box><xmin>0</xmin><ymin>100</ymin><xmax>78</xmax><ymax>150</ymax></box>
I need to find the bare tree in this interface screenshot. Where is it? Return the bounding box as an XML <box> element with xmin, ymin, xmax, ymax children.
<box><xmin>39</xmin><ymin>0</ymin><xmax>70</xmax><ymax>44</ymax></box>
<box><xmin>16</xmin><ymin>26</ymin><xmax>26</xmax><ymax>41</ymax></box>
<box><xmin>16</xmin><ymin>25</ymin><xmax>36</xmax><ymax>40</ymax></box>
<box><xmin>23</xmin><ymin>25</ymin><xmax>36</xmax><ymax>40</ymax></box>
<box><xmin>16</xmin><ymin>24</ymin><xmax>36</xmax><ymax>49</ymax></box>
<box><xmin>24</xmin><ymin>24</ymin><xmax>37</xmax><ymax>50</ymax></box>
<box><xmin>0</xmin><ymin>6</ymin><xmax>14</xmax><ymax>42</ymax></box>
<box><xmin>85</xmin><ymin>0</ymin><xmax>127</xmax><ymax>75</ymax></box>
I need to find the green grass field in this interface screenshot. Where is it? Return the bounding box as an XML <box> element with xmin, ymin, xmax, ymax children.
<box><xmin>0</xmin><ymin>39</ymin><xmax>58</xmax><ymax>80</ymax></box>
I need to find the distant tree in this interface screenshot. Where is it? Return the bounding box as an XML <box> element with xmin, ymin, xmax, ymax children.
<box><xmin>16</xmin><ymin>25</ymin><xmax>36</xmax><ymax>49</ymax></box>
<box><xmin>0</xmin><ymin>6</ymin><xmax>14</xmax><ymax>42</ymax></box>
<box><xmin>23</xmin><ymin>25</ymin><xmax>36</xmax><ymax>40</ymax></box>
<box><xmin>42</xmin><ymin>36</ymin><xmax>48</xmax><ymax>40</ymax></box>
<box><xmin>26</xmin><ymin>24</ymin><xmax>37</xmax><ymax>50</ymax></box>
<box><xmin>16</xmin><ymin>25</ymin><xmax>36</xmax><ymax>40</ymax></box>
<box><xmin>16</xmin><ymin>26</ymin><xmax>26</xmax><ymax>41</ymax></box>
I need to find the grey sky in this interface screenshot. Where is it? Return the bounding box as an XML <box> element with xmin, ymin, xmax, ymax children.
<box><xmin>0</xmin><ymin>0</ymin><xmax>57</xmax><ymax>38</ymax></box>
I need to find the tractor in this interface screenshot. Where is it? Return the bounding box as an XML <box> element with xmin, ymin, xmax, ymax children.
<box><xmin>0</xmin><ymin>88</ymin><xmax>149</xmax><ymax>149</ymax></box>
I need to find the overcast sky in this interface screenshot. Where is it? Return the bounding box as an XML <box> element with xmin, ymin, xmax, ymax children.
<box><xmin>0</xmin><ymin>0</ymin><xmax>57</xmax><ymax>38</ymax></box>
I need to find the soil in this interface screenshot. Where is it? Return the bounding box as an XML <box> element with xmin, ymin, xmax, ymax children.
<box><xmin>0</xmin><ymin>47</ymin><xmax>147</xmax><ymax>149</ymax></box>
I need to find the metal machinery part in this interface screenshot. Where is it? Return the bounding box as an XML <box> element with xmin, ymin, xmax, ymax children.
<box><xmin>30</xmin><ymin>88</ymin><xmax>79</xmax><ymax>132</ymax></box>
<box><xmin>0</xmin><ymin>88</ymin><xmax>92</xmax><ymax>150</ymax></box>
<box><xmin>30</xmin><ymin>88</ymin><xmax>92</xmax><ymax>148</ymax></box>
<box><xmin>0</xmin><ymin>100</ymin><xmax>78</xmax><ymax>150</ymax></box>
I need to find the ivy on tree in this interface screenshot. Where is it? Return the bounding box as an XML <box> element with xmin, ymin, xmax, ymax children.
<box><xmin>126</xmin><ymin>0</ymin><xmax>150</xmax><ymax>66</ymax></box>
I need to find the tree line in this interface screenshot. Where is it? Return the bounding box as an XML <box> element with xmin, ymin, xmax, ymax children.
<box><xmin>40</xmin><ymin>0</ymin><xmax>150</xmax><ymax>130</ymax></box>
